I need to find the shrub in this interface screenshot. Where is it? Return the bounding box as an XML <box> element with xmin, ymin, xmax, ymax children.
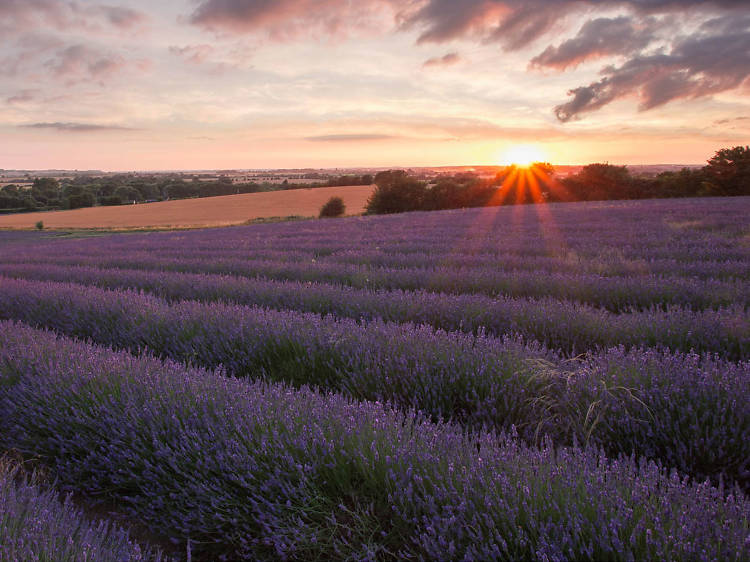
<box><xmin>319</xmin><ymin>196</ymin><xmax>345</xmax><ymax>218</ymax></box>
<box><xmin>35</xmin><ymin>221</ymin><xmax>44</xmax><ymax>230</ymax></box>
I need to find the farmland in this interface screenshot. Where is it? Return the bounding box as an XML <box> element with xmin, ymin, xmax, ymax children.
<box><xmin>0</xmin><ymin>196</ymin><xmax>748</xmax><ymax>561</ymax></box>
<box><xmin>0</xmin><ymin>184</ymin><xmax>374</xmax><ymax>230</ymax></box>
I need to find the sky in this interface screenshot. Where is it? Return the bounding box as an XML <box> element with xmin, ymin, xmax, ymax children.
<box><xmin>1</xmin><ymin>0</ymin><xmax>749</xmax><ymax>170</ymax></box>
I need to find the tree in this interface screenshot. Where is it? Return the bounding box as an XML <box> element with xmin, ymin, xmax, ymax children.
<box><xmin>643</xmin><ymin>168</ymin><xmax>707</xmax><ymax>199</ymax></box>
<box><xmin>31</xmin><ymin>177</ymin><xmax>60</xmax><ymax>205</ymax></box>
<box><xmin>703</xmin><ymin>146</ymin><xmax>750</xmax><ymax>196</ymax></box>
<box><xmin>366</xmin><ymin>171</ymin><xmax>428</xmax><ymax>214</ymax></box>
<box><xmin>319</xmin><ymin>196</ymin><xmax>346</xmax><ymax>218</ymax></box>
<box><xmin>562</xmin><ymin>163</ymin><xmax>635</xmax><ymax>201</ymax></box>
<box><xmin>100</xmin><ymin>195</ymin><xmax>124</xmax><ymax>206</ymax></box>
<box><xmin>164</xmin><ymin>181</ymin><xmax>197</xmax><ymax>200</ymax></box>
<box><xmin>67</xmin><ymin>192</ymin><xmax>95</xmax><ymax>209</ymax></box>
<box><xmin>423</xmin><ymin>175</ymin><xmax>496</xmax><ymax>210</ymax></box>
<box><xmin>114</xmin><ymin>186</ymin><xmax>142</xmax><ymax>203</ymax></box>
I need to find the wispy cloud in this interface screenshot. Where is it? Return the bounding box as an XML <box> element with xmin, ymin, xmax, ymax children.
<box><xmin>423</xmin><ymin>52</ymin><xmax>462</xmax><ymax>68</ymax></box>
<box><xmin>45</xmin><ymin>44</ymin><xmax>126</xmax><ymax>81</ymax></box>
<box><xmin>0</xmin><ymin>1</ymin><xmax>147</xmax><ymax>33</ymax></box>
<box><xmin>21</xmin><ymin>122</ymin><xmax>136</xmax><ymax>132</ymax></box>
<box><xmin>169</xmin><ymin>44</ymin><xmax>215</xmax><ymax>65</ymax></box>
<box><xmin>305</xmin><ymin>133</ymin><xmax>396</xmax><ymax>142</ymax></box>
<box><xmin>6</xmin><ymin>89</ymin><xmax>36</xmax><ymax>104</ymax></box>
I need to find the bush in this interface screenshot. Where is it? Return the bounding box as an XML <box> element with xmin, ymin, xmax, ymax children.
<box><xmin>319</xmin><ymin>196</ymin><xmax>346</xmax><ymax>218</ymax></box>
<box><xmin>35</xmin><ymin>221</ymin><xmax>44</xmax><ymax>230</ymax></box>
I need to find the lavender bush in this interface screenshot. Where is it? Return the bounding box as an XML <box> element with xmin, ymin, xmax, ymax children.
<box><xmin>0</xmin><ymin>321</ymin><xmax>747</xmax><ymax>561</ymax></box>
<box><xmin>0</xmin><ymin>456</ymin><xmax>163</xmax><ymax>561</ymax></box>
<box><xmin>3</xmin><ymin>253</ymin><xmax>745</xmax><ymax>312</ymax></box>
<box><xmin>0</xmin><ymin>278</ymin><xmax>747</xmax><ymax>487</ymax></box>
<box><xmin>0</xmin><ymin>264</ymin><xmax>745</xmax><ymax>357</ymax></box>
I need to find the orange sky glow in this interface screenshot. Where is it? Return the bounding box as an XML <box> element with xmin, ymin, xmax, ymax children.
<box><xmin>1</xmin><ymin>1</ymin><xmax>748</xmax><ymax>170</ymax></box>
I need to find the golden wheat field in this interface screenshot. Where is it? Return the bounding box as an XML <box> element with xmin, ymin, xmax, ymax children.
<box><xmin>0</xmin><ymin>185</ymin><xmax>375</xmax><ymax>229</ymax></box>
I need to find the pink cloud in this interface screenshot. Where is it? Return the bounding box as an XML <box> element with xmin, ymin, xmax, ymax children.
<box><xmin>423</xmin><ymin>52</ymin><xmax>462</xmax><ymax>68</ymax></box>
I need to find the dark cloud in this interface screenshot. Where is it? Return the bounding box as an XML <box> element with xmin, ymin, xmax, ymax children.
<box><xmin>21</xmin><ymin>122</ymin><xmax>135</xmax><ymax>132</ymax></box>
<box><xmin>530</xmin><ymin>16</ymin><xmax>658</xmax><ymax>70</ymax></box>
<box><xmin>403</xmin><ymin>1</ymin><xmax>749</xmax><ymax>45</ymax></box>
<box><xmin>423</xmin><ymin>52</ymin><xmax>462</xmax><ymax>67</ymax></box>
<box><xmin>305</xmin><ymin>133</ymin><xmax>396</xmax><ymax>142</ymax></box>
<box><xmin>555</xmin><ymin>15</ymin><xmax>750</xmax><ymax>121</ymax></box>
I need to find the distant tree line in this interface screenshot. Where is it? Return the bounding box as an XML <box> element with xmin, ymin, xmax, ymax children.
<box><xmin>365</xmin><ymin>146</ymin><xmax>750</xmax><ymax>215</ymax></box>
<box><xmin>0</xmin><ymin>173</ymin><xmax>374</xmax><ymax>215</ymax></box>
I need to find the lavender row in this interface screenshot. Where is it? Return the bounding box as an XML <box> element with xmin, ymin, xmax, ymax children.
<box><xmin>12</xmin><ymin>233</ymin><xmax>746</xmax><ymax>266</ymax></box>
<box><xmin>309</xmin><ymin>250</ymin><xmax>750</xmax><ymax>280</ymax></box>
<box><xmin>13</xmin><ymin>239</ymin><xmax>747</xmax><ymax>281</ymax></box>
<box><xmin>1</xmin><ymin>321</ymin><xmax>747</xmax><ymax>561</ymax></box>
<box><xmin>0</xmin><ymin>264</ymin><xmax>745</xmax><ymax>359</ymax></box>
<box><xmin>0</xmin><ymin>456</ymin><xmax>163</xmax><ymax>562</ymax></box>
<box><xmin>4</xmin><ymin>252</ymin><xmax>746</xmax><ymax>312</ymax></box>
<box><xmin>1</xmin><ymin>277</ymin><xmax>748</xmax><ymax>487</ymax></box>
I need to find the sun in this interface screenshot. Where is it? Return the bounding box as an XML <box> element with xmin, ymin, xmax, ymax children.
<box><xmin>500</xmin><ymin>145</ymin><xmax>548</xmax><ymax>167</ymax></box>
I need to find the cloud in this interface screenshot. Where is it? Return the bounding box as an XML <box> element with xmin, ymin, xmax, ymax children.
<box><xmin>0</xmin><ymin>1</ymin><xmax>146</xmax><ymax>32</ymax></box>
<box><xmin>530</xmin><ymin>16</ymin><xmax>658</xmax><ymax>70</ymax></box>
<box><xmin>91</xmin><ymin>5</ymin><xmax>146</xmax><ymax>29</ymax></box>
<box><xmin>714</xmin><ymin>116</ymin><xmax>750</xmax><ymax>125</ymax></box>
<box><xmin>6</xmin><ymin>90</ymin><xmax>36</xmax><ymax>104</ymax></box>
<box><xmin>21</xmin><ymin>122</ymin><xmax>136</xmax><ymax>132</ymax></box>
<box><xmin>46</xmin><ymin>44</ymin><xmax>126</xmax><ymax>80</ymax></box>
<box><xmin>169</xmin><ymin>44</ymin><xmax>215</xmax><ymax>65</ymax></box>
<box><xmin>0</xmin><ymin>0</ymin><xmax>67</xmax><ymax>29</ymax></box>
<box><xmin>402</xmin><ymin>1</ymin><xmax>748</xmax><ymax>45</ymax></box>
<box><xmin>423</xmin><ymin>52</ymin><xmax>462</xmax><ymax>67</ymax></box>
<box><xmin>190</xmin><ymin>0</ymin><xmax>396</xmax><ymax>39</ymax></box>
<box><xmin>185</xmin><ymin>1</ymin><xmax>750</xmax><ymax>121</ymax></box>
<box><xmin>305</xmin><ymin>133</ymin><xmax>396</xmax><ymax>142</ymax></box>
<box><xmin>554</xmin><ymin>14</ymin><xmax>750</xmax><ymax>121</ymax></box>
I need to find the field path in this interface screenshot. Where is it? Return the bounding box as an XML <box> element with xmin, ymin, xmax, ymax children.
<box><xmin>0</xmin><ymin>184</ymin><xmax>374</xmax><ymax>229</ymax></box>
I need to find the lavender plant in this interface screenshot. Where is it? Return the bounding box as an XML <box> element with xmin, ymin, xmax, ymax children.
<box><xmin>0</xmin><ymin>321</ymin><xmax>747</xmax><ymax>561</ymax></box>
<box><xmin>0</xmin><ymin>456</ymin><xmax>164</xmax><ymax>561</ymax></box>
<box><xmin>0</xmin><ymin>264</ymin><xmax>745</xmax><ymax>357</ymax></box>
<box><xmin>0</xmin><ymin>278</ymin><xmax>747</xmax><ymax>487</ymax></box>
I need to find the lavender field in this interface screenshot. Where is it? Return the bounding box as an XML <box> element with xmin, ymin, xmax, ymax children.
<box><xmin>0</xmin><ymin>197</ymin><xmax>749</xmax><ymax>561</ymax></box>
